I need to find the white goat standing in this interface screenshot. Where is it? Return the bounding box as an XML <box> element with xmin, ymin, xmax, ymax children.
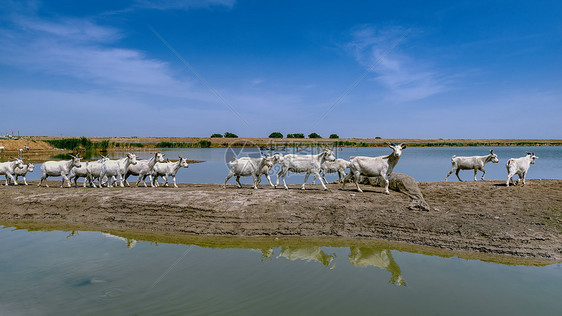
<box><xmin>85</xmin><ymin>156</ymin><xmax>110</xmax><ymax>188</ymax></box>
<box><xmin>225</xmin><ymin>156</ymin><xmax>274</xmax><ymax>189</ymax></box>
<box><xmin>124</xmin><ymin>152</ymin><xmax>165</xmax><ymax>187</ymax></box>
<box><xmin>0</xmin><ymin>158</ymin><xmax>25</xmax><ymax>186</ymax></box>
<box><xmin>152</xmin><ymin>156</ymin><xmax>189</xmax><ymax>188</ymax></box>
<box><xmin>69</xmin><ymin>161</ymin><xmax>90</xmax><ymax>187</ymax></box>
<box><xmin>256</xmin><ymin>153</ymin><xmax>283</xmax><ymax>187</ymax></box>
<box><xmin>445</xmin><ymin>149</ymin><xmax>499</xmax><ymax>182</ymax></box>
<box><xmin>313</xmin><ymin>158</ymin><xmax>350</xmax><ymax>184</ymax></box>
<box><xmin>12</xmin><ymin>162</ymin><xmax>35</xmax><ymax>185</ymax></box>
<box><xmin>70</xmin><ymin>157</ymin><xmax>111</xmax><ymax>187</ymax></box>
<box><xmin>99</xmin><ymin>153</ymin><xmax>137</xmax><ymax>188</ymax></box>
<box><xmin>39</xmin><ymin>155</ymin><xmax>82</xmax><ymax>187</ymax></box>
<box><xmin>506</xmin><ymin>152</ymin><xmax>538</xmax><ymax>186</ymax></box>
<box><xmin>276</xmin><ymin>149</ymin><xmax>336</xmax><ymax>190</ymax></box>
<box><xmin>343</xmin><ymin>143</ymin><xmax>406</xmax><ymax>194</ymax></box>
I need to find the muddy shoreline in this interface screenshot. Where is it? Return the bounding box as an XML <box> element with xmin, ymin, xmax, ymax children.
<box><xmin>1</xmin><ymin>180</ymin><xmax>561</xmax><ymax>261</ymax></box>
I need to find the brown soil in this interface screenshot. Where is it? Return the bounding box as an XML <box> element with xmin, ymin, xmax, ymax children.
<box><xmin>1</xmin><ymin>180</ymin><xmax>561</xmax><ymax>260</ymax></box>
<box><xmin>0</xmin><ymin>139</ymin><xmax>57</xmax><ymax>153</ymax></box>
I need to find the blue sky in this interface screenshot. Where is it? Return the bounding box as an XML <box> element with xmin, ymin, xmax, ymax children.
<box><xmin>0</xmin><ymin>0</ymin><xmax>560</xmax><ymax>138</ymax></box>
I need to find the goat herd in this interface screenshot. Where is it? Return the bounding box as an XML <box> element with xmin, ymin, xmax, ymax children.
<box><xmin>0</xmin><ymin>143</ymin><xmax>539</xmax><ymax>192</ymax></box>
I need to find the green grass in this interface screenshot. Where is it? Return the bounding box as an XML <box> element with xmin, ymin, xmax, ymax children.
<box><xmin>45</xmin><ymin>137</ymin><xmax>112</xmax><ymax>150</ymax></box>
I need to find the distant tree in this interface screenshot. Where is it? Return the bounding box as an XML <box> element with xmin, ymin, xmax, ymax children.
<box><xmin>287</xmin><ymin>133</ymin><xmax>305</xmax><ymax>138</ymax></box>
<box><xmin>375</xmin><ymin>136</ymin><xmax>382</xmax><ymax>139</ymax></box>
<box><xmin>329</xmin><ymin>134</ymin><xmax>339</xmax><ymax>139</ymax></box>
<box><xmin>269</xmin><ymin>132</ymin><xmax>283</xmax><ymax>138</ymax></box>
<box><xmin>308</xmin><ymin>133</ymin><xmax>322</xmax><ymax>139</ymax></box>
<box><xmin>211</xmin><ymin>133</ymin><xmax>223</xmax><ymax>138</ymax></box>
<box><xmin>224</xmin><ymin>132</ymin><xmax>238</xmax><ymax>138</ymax></box>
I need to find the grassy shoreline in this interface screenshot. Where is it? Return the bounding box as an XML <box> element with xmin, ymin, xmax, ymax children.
<box><xmin>14</xmin><ymin>136</ymin><xmax>562</xmax><ymax>151</ymax></box>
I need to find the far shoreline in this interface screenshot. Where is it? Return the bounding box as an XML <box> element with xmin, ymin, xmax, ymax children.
<box><xmin>1</xmin><ymin>136</ymin><xmax>561</xmax><ymax>154</ymax></box>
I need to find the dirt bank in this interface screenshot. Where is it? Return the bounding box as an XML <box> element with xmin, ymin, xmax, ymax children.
<box><xmin>0</xmin><ymin>139</ymin><xmax>57</xmax><ymax>154</ymax></box>
<box><xmin>1</xmin><ymin>180</ymin><xmax>561</xmax><ymax>260</ymax></box>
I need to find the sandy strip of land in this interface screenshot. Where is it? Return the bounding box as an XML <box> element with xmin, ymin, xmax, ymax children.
<box><xmin>2</xmin><ymin>137</ymin><xmax>561</xmax><ymax>154</ymax></box>
<box><xmin>1</xmin><ymin>180</ymin><xmax>561</xmax><ymax>260</ymax></box>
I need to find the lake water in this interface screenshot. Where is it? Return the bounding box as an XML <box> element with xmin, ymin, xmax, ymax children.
<box><xmin>18</xmin><ymin>146</ymin><xmax>562</xmax><ymax>185</ymax></box>
<box><xmin>1</xmin><ymin>227</ymin><xmax>561</xmax><ymax>315</ymax></box>
<box><xmin>3</xmin><ymin>146</ymin><xmax>562</xmax><ymax>314</ymax></box>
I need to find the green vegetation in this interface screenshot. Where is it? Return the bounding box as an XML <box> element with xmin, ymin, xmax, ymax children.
<box><xmin>286</xmin><ymin>133</ymin><xmax>304</xmax><ymax>138</ymax></box>
<box><xmin>45</xmin><ymin>137</ymin><xmax>112</xmax><ymax>150</ymax></box>
<box><xmin>224</xmin><ymin>132</ymin><xmax>238</xmax><ymax>138</ymax></box>
<box><xmin>332</xmin><ymin>141</ymin><xmax>358</xmax><ymax>147</ymax></box>
<box><xmin>211</xmin><ymin>133</ymin><xmax>223</xmax><ymax>138</ymax></box>
<box><xmin>42</xmin><ymin>137</ymin><xmax>562</xmax><ymax>151</ymax></box>
<box><xmin>197</xmin><ymin>140</ymin><xmax>212</xmax><ymax>148</ymax></box>
<box><xmin>155</xmin><ymin>141</ymin><xmax>213</xmax><ymax>148</ymax></box>
<box><xmin>99</xmin><ymin>140</ymin><xmax>110</xmax><ymax>150</ymax></box>
<box><xmin>406</xmin><ymin>141</ymin><xmax>557</xmax><ymax>147</ymax></box>
<box><xmin>329</xmin><ymin>134</ymin><xmax>339</xmax><ymax>139</ymax></box>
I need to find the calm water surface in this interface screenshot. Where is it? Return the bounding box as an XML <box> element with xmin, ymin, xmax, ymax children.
<box><xmin>4</xmin><ymin>146</ymin><xmax>562</xmax><ymax>315</ymax></box>
<box><xmin>1</xmin><ymin>227</ymin><xmax>561</xmax><ymax>315</ymax></box>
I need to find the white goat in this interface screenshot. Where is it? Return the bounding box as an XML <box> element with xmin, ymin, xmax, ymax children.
<box><xmin>343</xmin><ymin>143</ymin><xmax>406</xmax><ymax>194</ymax></box>
<box><xmin>225</xmin><ymin>156</ymin><xmax>274</xmax><ymax>189</ymax></box>
<box><xmin>256</xmin><ymin>153</ymin><xmax>283</xmax><ymax>187</ymax></box>
<box><xmin>69</xmin><ymin>161</ymin><xmax>90</xmax><ymax>187</ymax></box>
<box><xmin>313</xmin><ymin>158</ymin><xmax>350</xmax><ymax>184</ymax></box>
<box><xmin>39</xmin><ymin>155</ymin><xmax>82</xmax><ymax>187</ymax></box>
<box><xmin>152</xmin><ymin>156</ymin><xmax>189</xmax><ymax>188</ymax></box>
<box><xmin>85</xmin><ymin>156</ymin><xmax>111</xmax><ymax>188</ymax></box>
<box><xmin>69</xmin><ymin>157</ymin><xmax>111</xmax><ymax>187</ymax></box>
<box><xmin>0</xmin><ymin>158</ymin><xmax>25</xmax><ymax>186</ymax></box>
<box><xmin>23</xmin><ymin>145</ymin><xmax>30</xmax><ymax>151</ymax></box>
<box><xmin>99</xmin><ymin>153</ymin><xmax>137</xmax><ymax>188</ymax></box>
<box><xmin>124</xmin><ymin>152</ymin><xmax>165</xmax><ymax>187</ymax></box>
<box><xmin>11</xmin><ymin>162</ymin><xmax>35</xmax><ymax>185</ymax></box>
<box><xmin>276</xmin><ymin>149</ymin><xmax>336</xmax><ymax>190</ymax></box>
<box><xmin>506</xmin><ymin>152</ymin><xmax>538</xmax><ymax>186</ymax></box>
<box><xmin>18</xmin><ymin>148</ymin><xmax>23</xmax><ymax>156</ymax></box>
<box><xmin>445</xmin><ymin>149</ymin><xmax>499</xmax><ymax>182</ymax></box>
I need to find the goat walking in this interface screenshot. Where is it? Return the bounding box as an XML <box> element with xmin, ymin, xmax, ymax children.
<box><xmin>445</xmin><ymin>150</ymin><xmax>499</xmax><ymax>182</ymax></box>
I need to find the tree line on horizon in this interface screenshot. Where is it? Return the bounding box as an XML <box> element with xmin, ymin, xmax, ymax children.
<box><xmin>209</xmin><ymin>132</ymin><xmax>341</xmax><ymax>139</ymax></box>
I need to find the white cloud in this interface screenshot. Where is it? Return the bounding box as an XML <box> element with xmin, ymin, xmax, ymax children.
<box><xmin>15</xmin><ymin>17</ymin><xmax>123</xmax><ymax>42</ymax></box>
<box><xmin>0</xmin><ymin>15</ymin><xmax>218</xmax><ymax>104</ymax></box>
<box><xmin>346</xmin><ymin>25</ymin><xmax>448</xmax><ymax>102</ymax></box>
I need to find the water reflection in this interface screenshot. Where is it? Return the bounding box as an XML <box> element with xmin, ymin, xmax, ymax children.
<box><xmin>349</xmin><ymin>246</ymin><xmax>406</xmax><ymax>286</ymax></box>
<box><xmin>278</xmin><ymin>246</ymin><xmax>336</xmax><ymax>268</ymax></box>
<box><xmin>1</xmin><ymin>225</ymin><xmax>560</xmax><ymax>315</ymax></box>
<box><xmin>262</xmin><ymin>244</ymin><xmax>407</xmax><ymax>286</ymax></box>
<box><xmin>102</xmin><ymin>233</ymin><xmax>137</xmax><ymax>248</ymax></box>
